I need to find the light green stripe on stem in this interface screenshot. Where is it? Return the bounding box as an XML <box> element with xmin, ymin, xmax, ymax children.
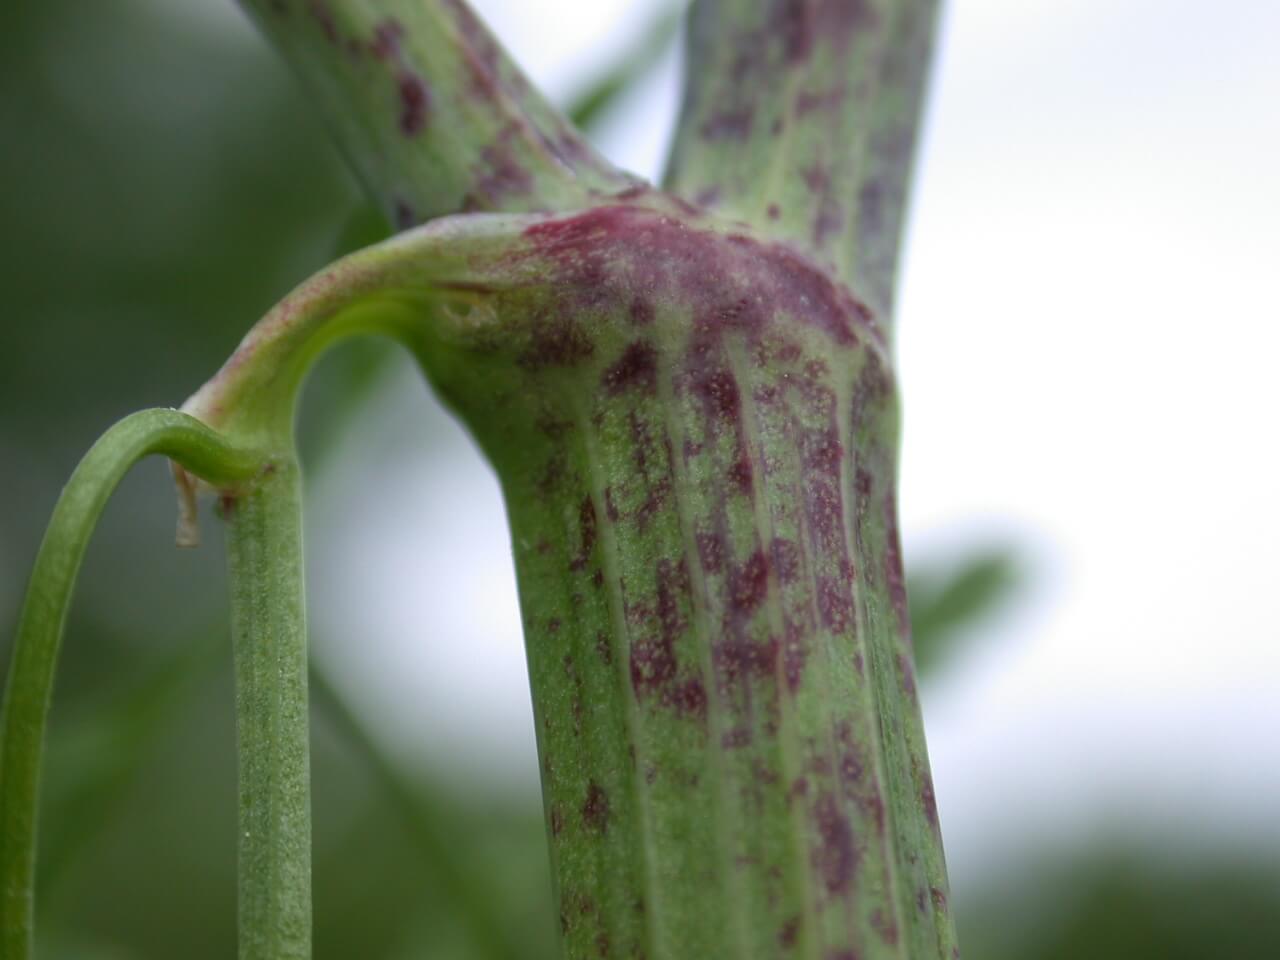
<box><xmin>225</xmin><ymin>456</ymin><xmax>311</xmax><ymax>960</ymax></box>
<box><xmin>0</xmin><ymin>409</ymin><xmax>263</xmax><ymax>959</ymax></box>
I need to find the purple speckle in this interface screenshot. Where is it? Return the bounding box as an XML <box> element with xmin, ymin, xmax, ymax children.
<box><xmin>396</xmin><ymin>70</ymin><xmax>429</xmax><ymax>135</ymax></box>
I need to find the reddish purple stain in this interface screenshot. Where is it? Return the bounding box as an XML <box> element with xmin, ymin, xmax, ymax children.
<box><xmin>521</xmin><ymin>205</ymin><xmax>880</xmax><ymax>349</ymax></box>
<box><xmin>779</xmin><ymin>916</ymin><xmax>800</xmax><ymax>948</ymax></box>
<box><xmin>629</xmin><ymin>559</ymin><xmax>686</xmax><ymax>698</ymax></box>
<box><xmin>783</xmin><ymin>620</ymin><xmax>808</xmax><ymax>692</ymax></box>
<box><xmin>370</xmin><ymin>17</ymin><xmax>404</xmax><ymax>60</ymax></box>
<box><xmin>817</xmin><ymin>576</ymin><xmax>853</xmax><ymax>632</ymax></box>
<box><xmin>582</xmin><ymin>781</ymin><xmax>610</xmax><ymax>833</ymax></box>
<box><xmin>813</xmin><ymin>197</ymin><xmax>845</xmax><ymax>247</ymax></box>
<box><xmin>393</xmin><ymin>199</ymin><xmax>415</xmax><ymax>230</ymax></box>
<box><xmin>802</xmin><ymin>162</ymin><xmax>830</xmax><ymax>194</ymax></box>
<box><xmin>692</xmin><ymin>368</ymin><xmax>741</xmax><ymax>420</ymax></box>
<box><xmin>839</xmin><ymin>749</ymin><xmax>863</xmax><ymax>786</ymax></box>
<box><xmin>696</xmin><ymin>531</ymin><xmax>725</xmax><ymax>574</ymax></box>
<box><xmin>897</xmin><ymin>652</ymin><xmax>917</xmax><ymax>700</ymax></box>
<box><xmin>666</xmin><ymin>676</ymin><xmax>707</xmax><ymax>718</ymax></box>
<box><xmin>307</xmin><ymin>0</ymin><xmax>339</xmax><ymax>43</ymax></box>
<box><xmin>812</xmin><ymin>792</ymin><xmax>857</xmax><ymax>895</ymax></box>
<box><xmin>476</xmin><ymin>131</ymin><xmax>534</xmax><ymax>203</ymax></box>
<box><xmin>770</xmin><ymin>537</ymin><xmax>801</xmax><ymax>584</ymax></box>
<box><xmin>442</xmin><ymin>0</ymin><xmax>504</xmax><ymax>100</ymax></box>
<box><xmin>396</xmin><ymin>70</ymin><xmax>429</xmax><ymax>136</ymax></box>
<box><xmin>602</xmin><ymin>341</ymin><xmax>658</xmax><ymax>396</ymax></box>
<box><xmin>629</xmin><ymin>299</ymin><xmax>655</xmax><ymax>326</ymax></box>
<box><xmin>634</xmin><ymin>479</ymin><xmax>671</xmax><ymax>531</ymax></box>
<box><xmin>570</xmin><ymin>494</ymin><xmax>597</xmax><ymax>572</ymax></box>
<box><xmin>595</xmin><ymin>631</ymin><xmax>612</xmax><ymax>665</ymax></box>
<box><xmin>721</xmin><ymin>727</ymin><xmax>752</xmax><ymax>749</ymax></box>
<box><xmin>701</xmin><ymin>107</ymin><xmax>754</xmax><ymax>141</ymax></box>
<box><xmin>803</xmin><ymin>426</ymin><xmax>844</xmax><ymax>474</ymax></box>
<box><xmin>767</xmin><ymin>203</ymin><xmax>782</xmax><ymax>220</ymax></box>
<box><xmin>728</xmin><ymin>454</ymin><xmax>754</xmax><ymax>493</ymax></box>
<box><xmin>922</xmin><ymin>774</ymin><xmax>939</xmax><ymax>827</ymax></box>
<box><xmin>694</xmin><ymin>185</ymin><xmax>722</xmax><ymax>207</ymax></box>
<box><xmin>731</xmin><ymin>549</ymin><xmax>770</xmax><ymax>614</ymax></box>
<box><xmin>797</xmin><ymin>87</ymin><xmax>846</xmax><ymax>116</ymax></box>
<box><xmin>714</xmin><ymin>636</ymin><xmax>777</xmax><ymax>687</ymax></box>
<box><xmin>883</xmin><ymin>488</ymin><xmax>911</xmax><ymax>634</ymax></box>
<box><xmin>871</xmin><ymin>908</ymin><xmax>899</xmax><ymax>945</ymax></box>
<box><xmin>518</xmin><ymin>317</ymin><xmax>594</xmax><ymax>370</ymax></box>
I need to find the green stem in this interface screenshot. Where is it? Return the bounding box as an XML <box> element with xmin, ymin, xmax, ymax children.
<box><xmin>225</xmin><ymin>456</ymin><xmax>312</xmax><ymax>960</ymax></box>
<box><xmin>238</xmin><ymin>0</ymin><xmax>637</xmax><ymax>227</ymax></box>
<box><xmin>0</xmin><ymin>410</ymin><xmax>262</xmax><ymax>959</ymax></box>
<box><xmin>665</xmin><ymin>0</ymin><xmax>940</xmax><ymax>325</ymax></box>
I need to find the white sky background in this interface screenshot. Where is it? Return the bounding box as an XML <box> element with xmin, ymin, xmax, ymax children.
<box><xmin>291</xmin><ymin>0</ymin><xmax>1280</xmax><ymax>887</ymax></box>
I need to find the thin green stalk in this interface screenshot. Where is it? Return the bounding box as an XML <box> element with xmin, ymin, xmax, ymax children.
<box><xmin>224</xmin><ymin>456</ymin><xmax>311</xmax><ymax>960</ymax></box>
<box><xmin>0</xmin><ymin>409</ymin><xmax>262</xmax><ymax>959</ymax></box>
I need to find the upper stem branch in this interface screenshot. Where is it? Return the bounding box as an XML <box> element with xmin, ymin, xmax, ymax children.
<box><xmin>664</xmin><ymin>0</ymin><xmax>940</xmax><ymax>326</ymax></box>
<box><xmin>239</xmin><ymin>0</ymin><xmax>639</xmax><ymax>227</ymax></box>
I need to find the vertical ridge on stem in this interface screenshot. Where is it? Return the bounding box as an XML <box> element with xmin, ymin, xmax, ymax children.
<box><xmin>224</xmin><ymin>457</ymin><xmax>311</xmax><ymax>960</ymax></box>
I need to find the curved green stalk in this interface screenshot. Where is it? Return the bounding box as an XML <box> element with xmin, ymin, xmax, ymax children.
<box><xmin>0</xmin><ymin>410</ymin><xmax>263</xmax><ymax>959</ymax></box>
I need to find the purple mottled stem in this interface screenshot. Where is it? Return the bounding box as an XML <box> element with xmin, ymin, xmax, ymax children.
<box><xmin>238</xmin><ymin>0</ymin><xmax>639</xmax><ymax>227</ymax></box>
<box><xmin>665</xmin><ymin>0</ymin><xmax>940</xmax><ymax>325</ymax></box>
<box><xmin>405</xmin><ymin>201</ymin><xmax>959</xmax><ymax>959</ymax></box>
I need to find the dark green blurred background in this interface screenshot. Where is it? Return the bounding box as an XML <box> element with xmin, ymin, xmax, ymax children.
<box><xmin>2</xmin><ymin>1</ymin><xmax>1277</xmax><ymax>957</ymax></box>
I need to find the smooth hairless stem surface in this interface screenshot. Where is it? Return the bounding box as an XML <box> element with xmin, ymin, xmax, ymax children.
<box><xmin>0</xmin><ymin>410</ymin><xmax>264</xmax><ymax>959</ymax></box>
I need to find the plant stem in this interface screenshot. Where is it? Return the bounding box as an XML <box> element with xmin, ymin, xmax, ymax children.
<box><xmin>665</xmin><ymin>0</ymin><xmax>940</xmax><ymax>323</ymax></box>
<box><xmin>0</xmin><ymin>410</ymin><xmax>262</xmax><ymax>959</ymax></box>
<box><xmin>237</xmin><ymin>0</ymin><xmax>637</xmax><ymax>227</ymax></box>
<box><xmin>223</xmin><ymin>456</ymin><xmax>312</xmax><ymax>960</ymax></box>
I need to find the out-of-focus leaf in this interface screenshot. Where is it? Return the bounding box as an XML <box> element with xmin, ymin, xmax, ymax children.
<box><xmin>566</xmin><ymin>5</ymin><xmax>682</xmax><ymax>132</ymax></box>
<box><xmin>907</xmin><ymin>548</ymin><xmax>1021</xmax><ymax>677</ymax></box>
<box><xmin>38</xmin><ymin>631</ymin><xmax>223</xmax><ymax>900</ymax></box>
<box><xmin>958</xmin><ymin>844</ymin><xmax>1280</xmax><ymax>960</ymax></box>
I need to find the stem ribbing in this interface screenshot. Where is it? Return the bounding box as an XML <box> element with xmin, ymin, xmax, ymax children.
<box><xmin>224</xmin><ymin>456</ymin><xmax>312</xmax><ymax>960</ymax></box>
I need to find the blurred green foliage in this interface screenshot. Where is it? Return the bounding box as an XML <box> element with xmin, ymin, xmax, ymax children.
<box><xmin>3</xmin><ymin>1</ymin><xmax>1277</xmax><ymax>957</ymax></box>
<box><xmin>907</xmin><ymin>547</ymin><xmax>1020</xmax><ymax>677</ymax></box>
